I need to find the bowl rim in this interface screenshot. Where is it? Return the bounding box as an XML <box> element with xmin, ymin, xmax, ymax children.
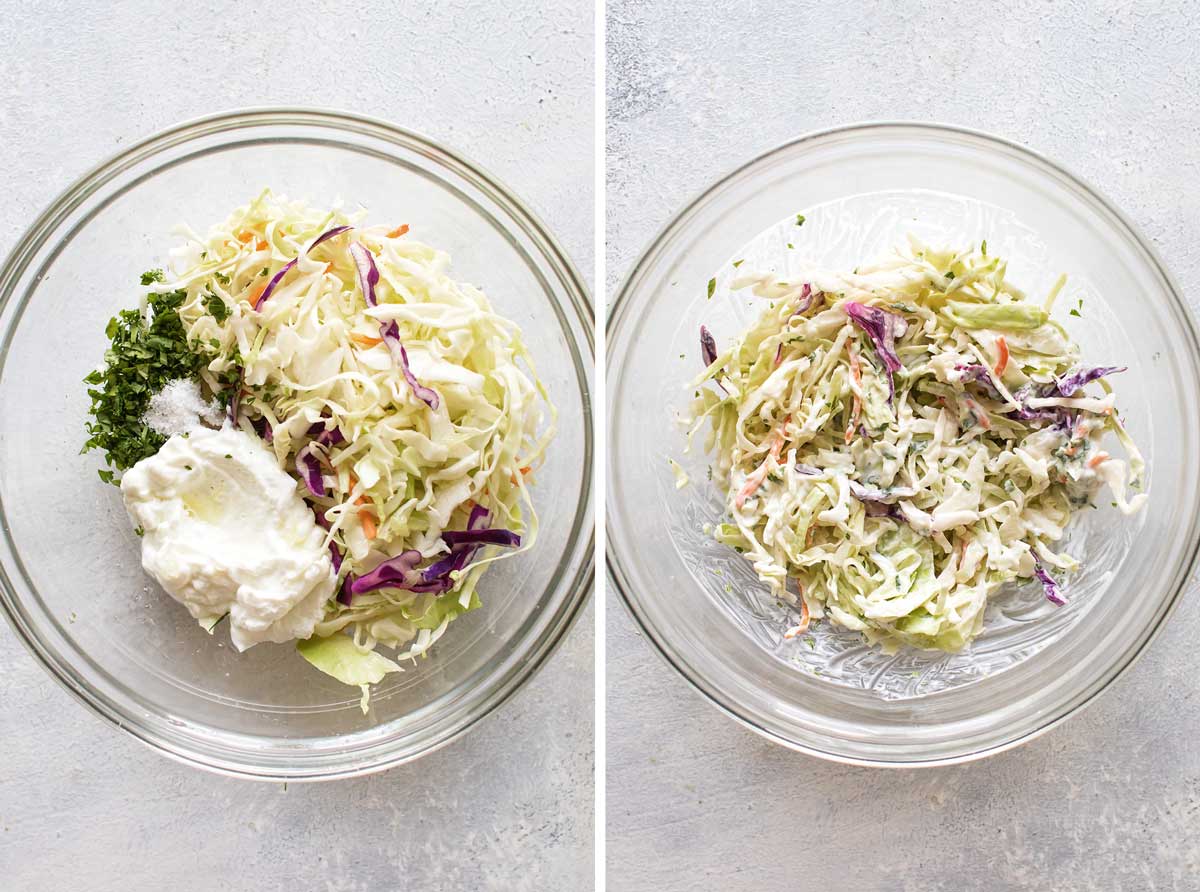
<box><xmin>606</xmin><ymin>119</ymin><xmax>1200</xmax><ymax>767</ymax></box>
<box><xmin>0</xmin><ymin>106</ymin><xmax>595</xmax><ymax>781</ymax></box>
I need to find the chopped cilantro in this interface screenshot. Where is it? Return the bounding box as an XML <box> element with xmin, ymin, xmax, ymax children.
<box><xmin>795</xmin><ymin>214</ymin><xmax>806</xmax><ymax>226</ymax></box>
<box><xmin>981</xmin><ymin>240</ymin><xmax>988</xmax><ymax>256</ymax></box>
<box><xmin>134</xmin><ymin>525</ymin><xmax>144</xmax><ymax>537</ymax></box>
<box><xmin>83</xmin><ymin>281</ymin><xmax>204</xmax><ymax>479</ymax></box>
<box><xmin>140</xmin><ymin>269</ymin><xmax>165</xmax><ymax>285</ymax></box>
<box><xmin>732</xmin><ymin>259</ymin><xmax>744</xmax><ymax>268</ymax></box>
<box><xmin>1069</xmin><ymin>308</ymin><xmax>1081</xmax><ymax>317</ymax></box>
<box><xmin>204</xmin><ymin>293</ymin><xmax>231</xmax><ymax>322</ymax></box>
<box><xmin>707</xmin><ymin>278</ymin><xmax>716</xmax><ymax>300</ymax></box>
<box><xmin>945</xmin><ymin>271</ymin><xmax>956</xmax><ymax>280</ymax></box>
<box><xmin>787</xmin><ymin>243</ymin><xmax>794</xmax><ymax>249</ymax></box>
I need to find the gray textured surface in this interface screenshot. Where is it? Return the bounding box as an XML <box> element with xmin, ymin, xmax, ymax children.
<box><xmin>0</xmin><ymin>3</ymin><xmax>593</xmax><ymax>891</ymax></box>
<box><xmin>607</xmin><ymin>3</ymin><xmax>1200</xmax><ymax>891</ymax></box>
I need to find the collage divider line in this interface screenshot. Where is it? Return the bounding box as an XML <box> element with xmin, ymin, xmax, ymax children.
<box><xmin>593</xmin><ymin>0</ymin><xmax>607</xmax><ymax>886</ymax></box>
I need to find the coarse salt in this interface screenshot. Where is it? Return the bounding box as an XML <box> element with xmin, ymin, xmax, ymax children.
<box><xmin>142</xmin><ymin>379</ymin><xmax>225</xmax><ymax>437</ymax></box>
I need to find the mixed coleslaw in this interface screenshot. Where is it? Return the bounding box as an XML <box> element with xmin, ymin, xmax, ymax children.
<box><xmin>688</xmin><ymin>237</ymin><xmax>1145</xmax><ymax>652</ymax></box>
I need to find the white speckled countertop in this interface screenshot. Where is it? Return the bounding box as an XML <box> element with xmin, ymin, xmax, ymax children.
<box><xmin>607</xmin><ymin>2</ymin><xmax>1200</xmax><ymax>890</ymax></box>
<box><xmin>0</xmin><ymin>3</ymin><xmax>593</xmax><ymax>890</ymax></box>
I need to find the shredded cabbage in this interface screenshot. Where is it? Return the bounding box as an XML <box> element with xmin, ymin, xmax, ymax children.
<box><xmin>688</xmin><ymin>237</ymin><xmax>1146</xmax><ymax>652</ymax></box>
<box><xmin>156</xmin><ymin>190</ymin><xmax>554</xmax><ymax>691</ymax></box>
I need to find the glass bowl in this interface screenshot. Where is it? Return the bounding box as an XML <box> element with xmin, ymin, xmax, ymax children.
<box><xmin>607</xmin><ymin>122</ymin><xmax>1200</xmax><ymax>766</ymax></box>
<box><xmin>0</xmin><ymin>109</ymin><xmax>593</xmax><ymax>779</ymax></box>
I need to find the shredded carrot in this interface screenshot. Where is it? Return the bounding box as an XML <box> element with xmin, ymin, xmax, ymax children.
<box><xmin>351</xmin><ymin>333</ymin><xmax>384</xmax><ymax>347</ymax></box>
<box><xmin>735</xmin><ymin>416</ymin><xmax>791</xmax><ymax>509</ymax></box>
<box><xmin>358</xmin><ymin>508</ymin><xmax>377</xmax><ymax>540</ymax></box>
<box><xmin>256</xmin><ymin>239</ymin><xmax>268</xmax><ymax>251</ymax></box>
<box><xmin>235</xmin><ymin>230</ymin><xmax>255</xmax><ymax>243</ymax></box>
<box><xmin>387</xmin><ymin>224</ymin><xmax>410</xmax><ymax>238</ymax></box>
<box><xmin>845</xmin><ymin>349</ymin><xmax>863</xmax><ymax>444</ymax></box>
<box><xmin>994</xmin><ymin>336</ymin><xmax>1009</xmax><ymax>377</ymax></box>
<box><xmin>783</xmin><ymin>582</ymin><xmax>811</xmax><ymax>637</ymax></box>
<box><xmin>1087</xmin><ymin>451</ymin><xmax>1110</xmax><ymax>469</ymax></box>
<box><xmin>805</xmin><ymin>525</ymin><xmax>815</xmax><ymax>548</ymax></box>
<box><xmin>248</xmin><ymin>284</ymin><xmax>266</xmax><ymax>305</ymax></box>
<box><xmin>964</xmin><ymin>397</ymin><xmax>991</xmax><ymax>430</ymax></box>
<box><xmin>509</xmin><ymin>466</ymin><xmax>534</xmax><ymax>486</ymax></box>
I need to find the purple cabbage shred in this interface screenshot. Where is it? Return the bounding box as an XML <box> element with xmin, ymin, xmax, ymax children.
<box><xmin>347</xmin><ymin>550</ymin><xmax>424</xmax><ymax>596</ymax></box>
<box><xmin>254</xmin><ymin>225</ymin><xmax>354</xmax><ymax>310</ymax></box>
<box><xmin>381</xmin><ymin>321</ymin><xmax>440</xmax><ymax>410</ymax></box>
<box><xmin>844</xmin><ymin>302</ymin><xmax>908</xmax><ymax>400</ymax></box>
<box><xmin>251</xmin><ymin>415</ymin><xmax>274</xmax><ymax>443</ymax></box>
<box><xmin>788</xmin><ymin>283</ymin><xmax>816</xmax><ymax>318</ymax></box>
<box><xmin>1032</xmin><ymin>554</ymin><xmax>1067</xmax><ymax>606</ymax></box>
<box><xmin>700</xmin><ymin>325</ymin><xmax>718</xmax><ymax>367</ymax></box>
<box><xmin>349</xmin><ymin>241</ymin><xmax>380</xmax><ymax>308</ymax></box>
<box><xmin>346</xmin><ymin>506</ymin><xmax>520</xmax><ymax>598</ymax></box>
<box><xmin>295</xmin><ymin>447</ymin><xmax>325</xmax><ymax>498</ymax></box>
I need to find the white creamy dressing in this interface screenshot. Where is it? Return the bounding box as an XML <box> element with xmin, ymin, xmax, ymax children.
<box><xmin>121</xmin><ymin>426</ymin><xmax>334</xmax><ymax>650</ymax></box>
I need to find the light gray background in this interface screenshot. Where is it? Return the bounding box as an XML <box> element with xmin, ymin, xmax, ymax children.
<box><xmin>607</xmin><ymin>2</ymin><xmax>1199</xmax><ymax>891</ymax></box>
<box><xmin>0</xmin><ymin>3</ymin><xmax>593</xmax><ymax>891</ymax></box>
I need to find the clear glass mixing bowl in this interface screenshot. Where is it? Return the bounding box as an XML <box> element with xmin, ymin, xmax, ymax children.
<box><xmin>0</xmin><ymin>109</ymin><xmax>593</xmax><ymax>779</ymax></box>
<box><xmin>607</xmin><ymin>122</ymin><xmax>1200</xmax><ymax>765</ymax></box>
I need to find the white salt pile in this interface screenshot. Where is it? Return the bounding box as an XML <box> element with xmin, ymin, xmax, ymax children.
<box><xmin>142</xmin><ymin>379</ymin><xmax>226</xmax><ymax>437</ymax></box>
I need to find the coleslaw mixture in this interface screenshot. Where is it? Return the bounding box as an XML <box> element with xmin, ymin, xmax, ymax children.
<box><xmin>87</xmin><ymin>191</ymin><xmax>553</xmax><ymax>705</ymax></box>
<box><xmin>688</xmin><ymin>237</ymin><xmax>1145</xmax><ymax>652</ymax></box>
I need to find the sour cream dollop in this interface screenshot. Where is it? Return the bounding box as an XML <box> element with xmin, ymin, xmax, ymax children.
<box><xmin>121</xmin><ymin>426</ymin><xmax>334</xmax><ymax>650</ymax></box>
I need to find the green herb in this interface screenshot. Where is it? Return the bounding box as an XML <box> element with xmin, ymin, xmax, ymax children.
<box><xmin>213</xmin><ymin>350</ymin><xmax>243</xmax><ymax>409</ymax></box>
<box><xmin>1069</xmin><ymin>308</ymin><xmax>1081</xmax><ymax>317</ymax></box>
<box><xmin>795</xmin><ymin>214</ymin><xmax>806</xmax><ymax>226</ymax></box>
<box><xmin>787</xmin><ymin>243</ymin><xmax>794</xmax><ymax>249</ymax></box>
<box><xmin>205</xmin><ymin>293</ymin><xmax>231</xmax><ymax>322</ymax></box>
<box><xmin>140</xmin><ymin>269</ymin><xmax>165</xmax><ymax>285</ymax></box>
<box><xmin>82</xmin><ymin>277</ymin><xmax>204</xmax><ymax>479</ymax></box>
<box><xmin>134</xmin><ymin>525</ymin><xmax>144</xmax><ymax>537</ymax></box>
<box><xmin>980</xmin><ymin>240</ymin><xmax>988</xmax><ymax>256</ymax></box>
<box><xmin>732</xmin><ymin>259</ymin><xmax>744</xmax><ymax>268</ymax></box>
<box><xmin>224</xmin><ymin>454</ymin><xmax>233</xmax><ymax>459</ymax></box>
<box><xmin>707</xmin><ymin>278</ymin><xmax>716</xmax><ymax>300</ymax></box>
<box><xmin>214</xmin><ymin>271</ymin><xmax>231</xmax><ymax>286</ymax></box>
<box><xmin>945</xmin><ymin>271</ymin><xmax>956</xmax><ymax>280</ymax></box>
